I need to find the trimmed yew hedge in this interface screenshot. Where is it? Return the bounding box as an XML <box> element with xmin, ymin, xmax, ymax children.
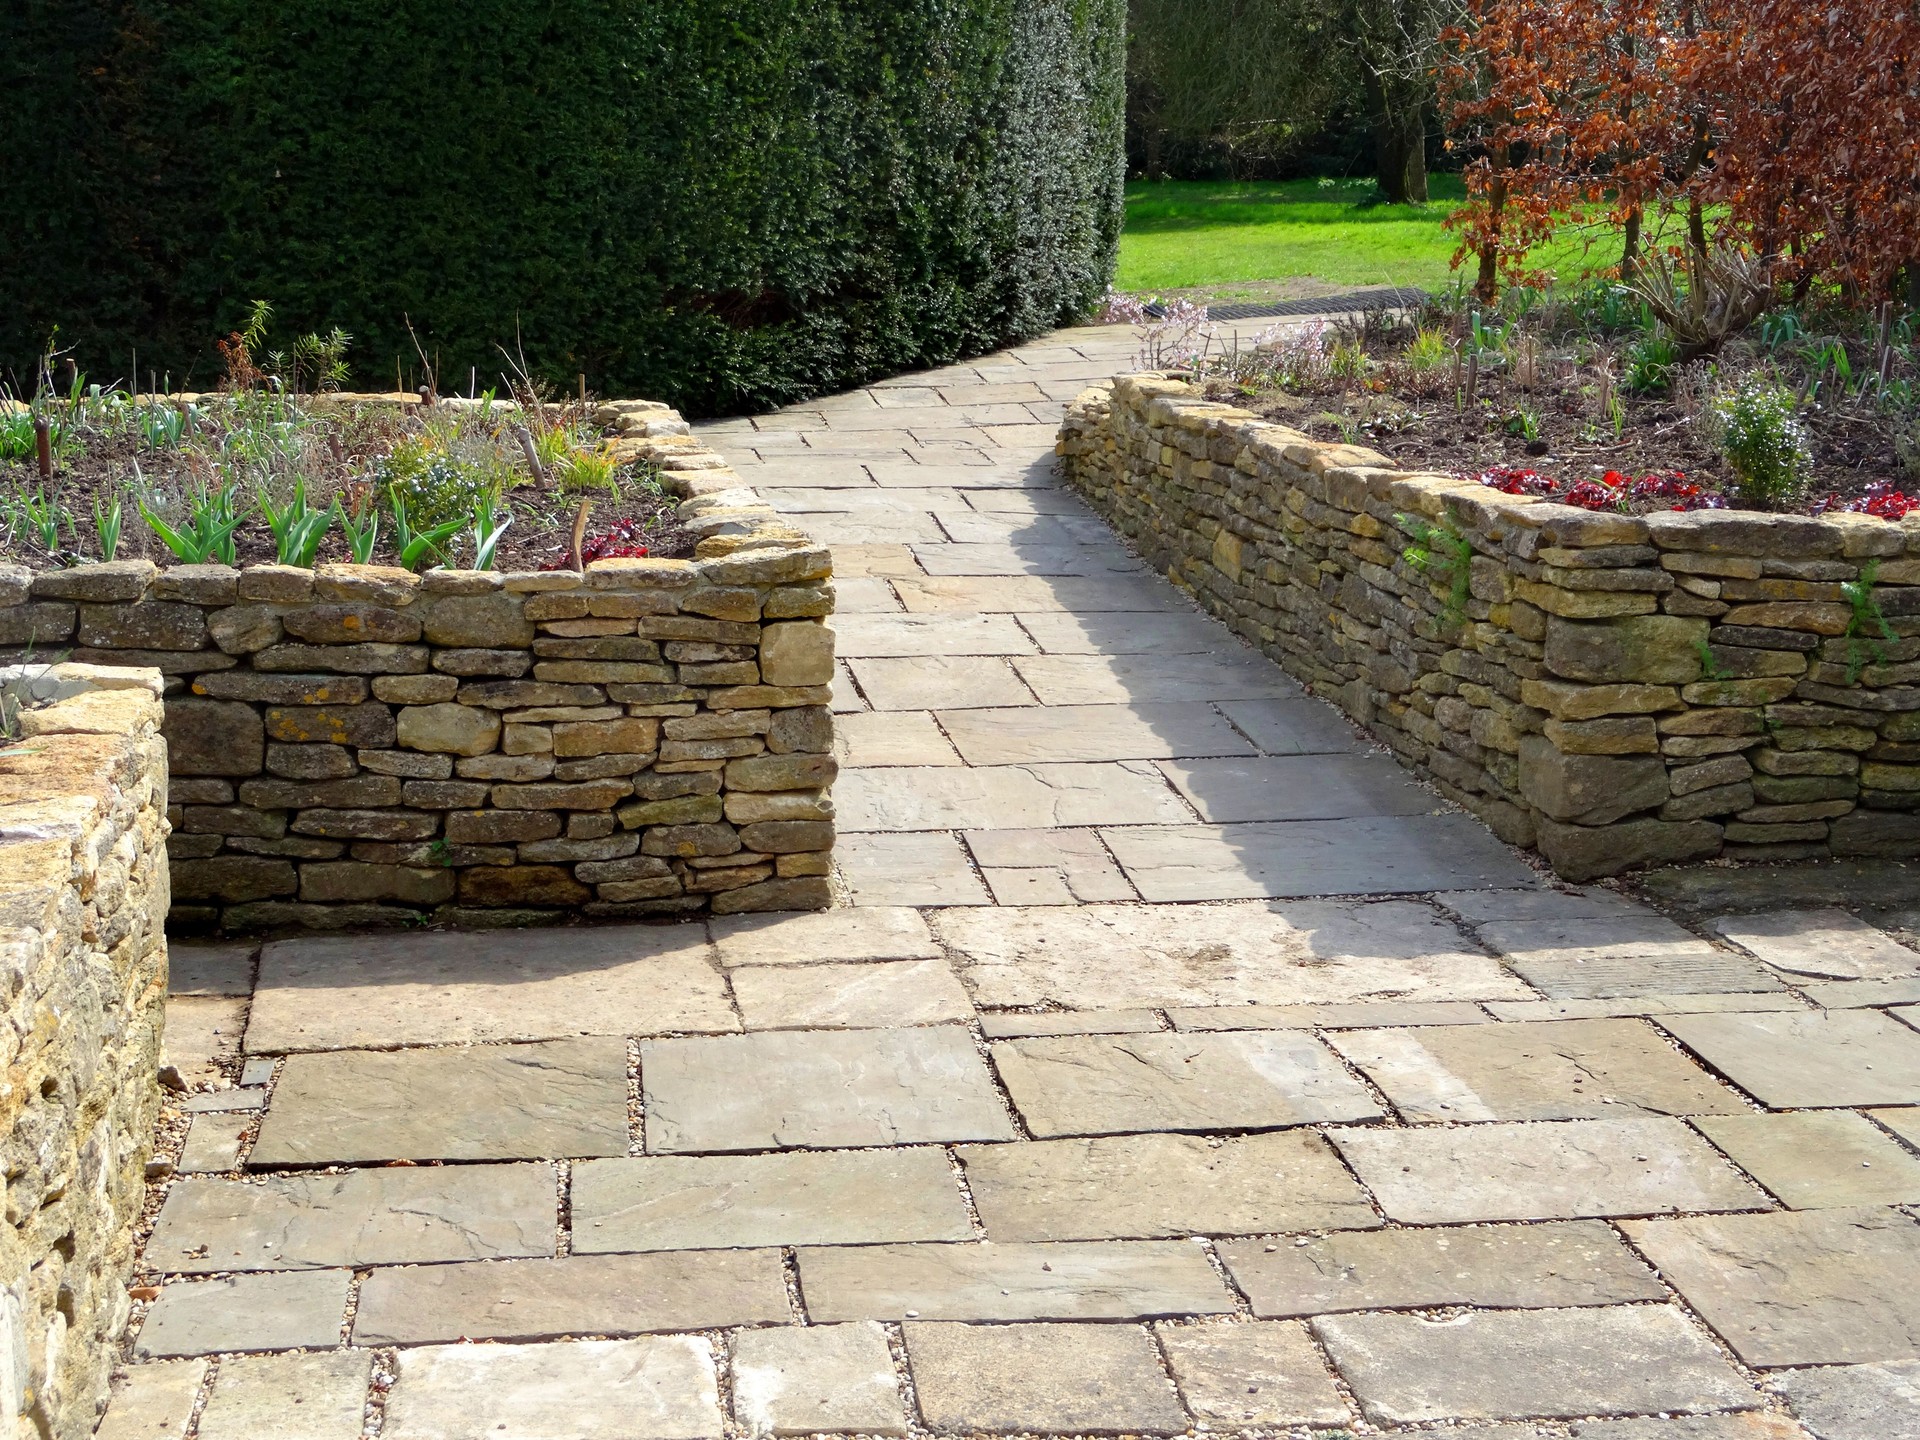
<box><xmin>2</xmin><ymin>0</ymin><xmax>1125</xmax><ymax>414</ymax></box>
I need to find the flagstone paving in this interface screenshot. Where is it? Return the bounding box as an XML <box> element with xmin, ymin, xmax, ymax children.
<box><xmin>105</xmin><ymin>323</ymin><xmax>1920</xmax><ymax>1437</ymax></box>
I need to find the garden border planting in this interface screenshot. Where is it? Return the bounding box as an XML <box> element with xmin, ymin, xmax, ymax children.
<box><xmin>0</xmin><ymin>664</ymin><xmax>168</xmax><ymax>1440</ymax></box>
<box><xmin>0</xmin><ymin>407</ymin><xmax>837</xmax><ymax>931</ymax></box>
<box><xmin>1061</xmin><ymin>374</ymin><xmax>1920</xmax><ymax>879</ymax></box>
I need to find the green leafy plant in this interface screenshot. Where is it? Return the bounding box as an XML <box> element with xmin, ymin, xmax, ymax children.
<box><xmin>1328</xmin><ymin>340</ymin><xmax>1368</xmax><ymax>383</ymax></box>
<box><xmin>1396</xmin><ymin>510</ymin><xmax>1475</xmax><ymax>629</ymax></box>
<box><xmin>135</xmin><ymin>471</ymin><xmax>245</xmax><ymax>564</ymax></box>
<box><xmin>555</xmin><ymin>448</ymin><xmax>619</xmax><ymax>493</ymax></box>
<box><xmin>136</xmin><ymin>402</ymin><xmax>189</xmax><ymax>449</ymax></box>
<box><xmin>1404</xmin><ymin>327</ymin><xmax>1451</xmax><ymax>373</ymax></box>
<box><xmin>92</xmin><ymin>494</ymin><xmax>124</xmax><ymax>562</ymax></box>
<box><xmin>11</xmin><ymin>487</ymin><xmax>70</xmax><ymax>555</ymax></box>
<box><xmin>1624</xmin><ymin>331</ymin><xmax>1680</xmax><ymax>394</ymax></box>
<box><xmin>257</xmin><ymin>478</ymin><xmax>334</xmax><ymax>566</ymax></box>
<box><xmin>1710</xmin><ymin>373</ymin><xmax>1813</xmax><ymax>510</ymax></box>
<box><xmin>338</xmin><ymin>495</ymin><xmax>380</xmax><ymax>564</ymax></box>
<box><xmin>1842</xmin><ymin>558</ymin><xmax>1897</xmax><ymax>685</ymax></box>
<box><xmin>387</xmin><ymin>488</ymin><xmax>465</xmax><ymax>572</ymax></box>
<box><xmin>1693</xmin><ymin>638</ymin><xmax>1727</xmax><ymax>681</ymax></box>
<box><xmin>0</xmin><ymin>408</ymin><xmax>38</xmax><ymax>462</ymax></box>
<box><xmin>376</xmin><ymin>437</ymin><xmax>505</xmax><ymax>530</ymax></box>
<box><xmin>467</xmin><ymin>485</ymin><xmax>513</xmax><ymax>571</ymax></box>
<box><xmin>1504</xmin><ymin>408</ymin><xmax>1541</xmax><ymax>441</ymax></box>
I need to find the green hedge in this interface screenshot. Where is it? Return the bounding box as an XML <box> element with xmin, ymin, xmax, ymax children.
<box><xmin>1</xmin><ymin>0</ymin><xmax>1125</xmax><ymax>415</ymax></box>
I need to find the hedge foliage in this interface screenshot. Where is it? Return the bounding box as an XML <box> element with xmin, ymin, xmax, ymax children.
<box><xmin>2</xmin><ymin>0</ymin><xmax>1126</xmax><ymax>414</ymax></box>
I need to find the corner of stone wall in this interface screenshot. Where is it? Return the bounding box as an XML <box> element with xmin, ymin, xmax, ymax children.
<box><xmin>1060</xmin><ymin>374</ymin><xmax>1920</xmax><ymax>881</ymax></box>
<box><xmin>0</xmin><ymin>664</ymin><xmax>168</xmax><ymax>1440</ymax></box>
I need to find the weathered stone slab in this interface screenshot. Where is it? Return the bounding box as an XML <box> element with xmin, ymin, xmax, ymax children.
<box><xmin>1712</xmin><ymin>907</ymin><xmax>1920</xmax><ymax>980</ymax></box>
<box><xmin>837</xmin><ymin>761</ymin><xmax>1191</xmax><ymax>830</ymax></box>
<box><xmin>1486</xmin><ymin>993</ymin><xmax>1807</xmax><ymax>1021</ymax></box>
<box><xmin>1219</xmin><ymin>1221</ymin><xmax>1663</xmax><ymax>1318</ymax></box>
<box><xmin>571</xmin><ymin>1148</ymin><xmax>970</xmax><ymax>1251</ymax></box>
<box><xmin>833</xmin><ymin>612</ymin><xmax>1035</xmax><ymax>657</ymax></box>
<box><xmin>800</xmin><ymin>1240</ymin><xmax>1235</xmax><ymax>1321</ymax></box>
<box><xmin>1327</xmin><ymin>1018</ymin><xmax>1744</xmax><ymax>1122</ymax></box>
<box><xmin>834</xmin><ymin>710</ymin><xmax>964</xmax><ymax>766</ymax></box>
<box><xmin>1013</xmin><ymin>608</ymin><xmax>1236</xmax><ymax>655</ymax></box>
<box><xmin>178</xmin><ymin>1113</ymin><xmax>250</xmax><ymax>1173</ymax></box>
<box><xmin>1102</xmin><ymin>817</ymin><xmax>1538</xmax><ymax>901</ymax></box>
<box><xmin>1171</xmin><ymin>1001</ymin><xmax>1491</xmax><ymax>1030</ymax></box>
<box><xmin>196</xmin><ymin>1352</ymin><xmax>371</xmax><ymax>1440</ymax></box>
<box><xmin>382</xmin><ymin>1337</ymin><xmax>722</xmax><ymax>1440</ymax></box>
<box><xmin>167</xmin><ymin>943</ymin><xmax>256</xmax><ymax>996</ymax></box>
<box><xmin>977</xmin><ymin>1009</ymin><xmax>1160</xmax><ymax>1037</ymax></box>
<box><xmin>641</xmin><ymin>1027</ymin><xmax>1015</xmax><ymax>1152</ymax></box>
<box><xmin>708</xmin><ymin>906</ymin><xmax>937</xmax><ymax>966</ymax></box>
<box><xmin>353</xmin><ymin>1249</ymin><xmax>787</xmax><ymax>1343</ymax></box>
<box><xmin>144</xmin><ymin>1164</ymin><xmax>555</xmax><ymax>1272</ymax></box>
<box><xmin>250</xmin><ymin>1039</ymin><xmax>629</xmax><ymax>1164</ymax></box>
<box><xmin>847</xmin><ymin>656</ymin><xmax>1038</xmax><ymax>710</ymax></box>
<box><xmin>1770</xmin><ymin>1360</ymin><xmax>1920</xmax><ymax>1440</ymax></box>
<box><xmin>1012</xmin><ymin>652</ymin><xmax>1297</xmax><ymax>705</ymax></box>
<box><xmin>732</xmin><ymin>1323</ymin><xmax>908</xmax><ymax>1437</ymax></box>
<box><xmin>936</xmin><ymin>703</ymin><xmax>1254</xmax><ymax>764</ymax></box>
<box><xmin>904</xmin><ymin>1321</ymin><xmax>1190</xmax><ymax>1435</ymax></box>
<box><xmin>161</xmin><ymin>996</ymin><xmax>247</xmax><ymax>1086</ymax></box>
<box><xmin>246</xmin><ymin>926</ymin><xmax>734</xmax><ymax>1051</ymax></box>
<box><xmin>1330</xmin><ymin>1117</ymin><xmax>1767</xmax><ymax>1223</ymax></box>
<box><xmin>1481</xmin><ymin>916</ymin><xmax>1787</xmax><ymax>998</ymax></box>
<box><xmin>957</xmin><ymin>1131</ymin><xmax>1379</xmax><ymax>1241</ymax></box>
<box><xmin>729</xmin><ymin>960</ymin><xmax>974</xmax><ymax>1029</ymax></box>
<box><xmin>94</xmin><ymin>1361</ymin><xmax>206</xmax><ymax>1440</ymax></box>
<box><xmin>933</xmin><ymin>900</ymin><xmax>1531</xmax><ymax>1010</ymax></box>
<box><xmin>836</xmin><ymin>832</ymin><xmax>993</xmax><ymax>907</ymax></box>
<box><xmin>1694</xmin><ymin>1111</ymin><xmax>1920</xmax><ymax>1208</ymax></box>
<box><xmin>1154</xmin><ymin>1320</ymin><xmax>1350</xmax><ymax>1428</ymax></box>
<box><xmin>891</xmin><ymin>574</ymin><xmax>1182</xmax><ymax>613</ymax></box>
<box><xmin>1438</xmin><ymin>885</ymin><xmax>1647</xmax><ymax>925</ymax></box>
<box><xmin>134</xmin><ymin>1270</ymin><xmax>349</xmax><ymax>1357</ymax></box>
<box><xmin>1313</xmin><ymin>1305</ymin><xmax>1757</xmax><ymax>1424</ymax></box>
<box><xmin>1212</xmin><ymin>697</ymin><xmax>1366</xmax><ymax>755</ymax></box>
<box><xmin>991</xmin><ymin>1031</ymin><xmax>1383</xmax><ymax>1137</ymax></box>
<box><xmin>1662</xmin><ymin>1010</ymin><xmax>1920</xmax><ymax>1107</ymax></box>
<box><xmin>1627</xmin><ymin>1207</ymin><xmax>1920</xmax><ymax>1367</ymax></box>
<box><xmin>1158</xmin><ymin>755</ymin><xmax>1435</xmax><ymax>822</ymax></box>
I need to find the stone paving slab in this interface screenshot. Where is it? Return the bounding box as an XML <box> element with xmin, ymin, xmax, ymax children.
<box><xmin>1806</xmin><ymin>975</ymin><xmax>1920</xmax><ymax>1007</ymax></box>
<box><xmin>1012</xmin><ymin>609</ymin><xmax>1236</xmax><ymax>654</ymax></box>
<box><xmin>167</xmin><ymin>943</ymin><xmax>256</xmax><ymax>996</ymax></box>
<box><xmin>914</xmin><ymin>542</ymin><xmax>1142</xmax><ymax>577</ymax></box>
<box><xmin>1481</xmin><ymin>916</ymin><xmax>1788</xmax><ymax>999</ymax></box>
<box><xmin>640</xmin><ymin>1027</ymin><xmax>1015</xmax><ymax>1151</ymax></box>
<box><xmin>572</xmin><ymin>1147</ymin><xmax>970</xmax><ymax>1251</ymax></box>
<box><xmin>836</xmin><ymin>832</ymin><xmax>992</xmax><ymax>907</ymax></box>
<box><xmin>935</xmin><ymin>899</ymin><xmax>1533</xmax><ymax>1010</ymax></box>
<box><xmin>353</xmin><ymin>1249</ymin><xmax>788</xmax><ymax>1344</ymax></box>
<box><xmin>935</xmin><ymin>703</ymin><xmax>1256</xmax><ymax>764</ymax></box>
<box><xmin>835</xmin><ymin>710</ymin><xmax>964</xmax><ymax>766</ymax></box>
<box><xmin>798</xmin><ymin>1240</ymin><xmax>1236</xmax><ymax>1321</ymax></box>
<box><xmin>178</xmin><ymin>1112</ymin><xmax>250</xmax><ymax>1173</ymax></box>
<box><xmin>732</xmin><ymin>1323</ymin><xmax>908</xmax><ymax>1437</ymax></box>
<box><xmin>1154</xmin><ymin>1320</ymin><xmax>1350</xmax><ymax>1428</ymax></box>
<box><xmin>1485</xmin><ymin>993</ymin><xmax>1808</xmax><ymax>1021</ymax></box>
<box><xmin>977</xmin><ymin>1009</ymin><xmax>1160</xmax><ymax>1037</ymax></box>
<box><xmin>1218</xmin><ymin>1220</ymin><xmax>1664</xmax><ymax>1318</ymax></box>
<box><xmin>991</xmin><ymin>1030</ymin><xmax>1384</xmax><ymax>1136</ymax></box>
<box><xmin>890</xmin><ymin>575</ymin><xmax>1185</xmax><ymax>613</ymax></box>
<box><xmin>1770</xmin><ymin>1360</ymin><xmax>1920</xmax><ymax>1439</ymax></box>
<box><xmin>1157</xmin><ymin>754</ymin><xmax>1439</xmax><ymax>822</ymax></box>
<box><xmin>245</xmin><ymin>927</ymin><xmax>734</xmax><ymax>1052</ymax></box>
<box><xmin>162</xmin><ymin>996</ymin><xmax>247</xmax><ymax>1087</ymax></box>
<box><xmin>956</xmin><ymin>1131</ymin><xmax>1380</xmax><ymax>1240</ymax></box>
<box><xmin>832</xmin><ymin>613</ymin><xmax>1036</xmax><ymax>657</ymax></box>
<box><xmin>837</xmin><ymin>760</ymin><xmax>1194</xmax><ymax>830</ymax></box>
<box><xmin>1625</xmin><ymin>1207</ymin><xmax>1920</xmax><ymax>1367</ymax></box>
<box><xmin>707</xmin><ymin>906</ymin><xmax>938</xmax><ymax>966</ymax></box>
<box><xmin>195</xmin><ymin>1352</ymin><xmax>370</xmax><ymax>1440</ymax></box>
<box><xmin>1102</xmin><ymin>815</ymin><xmax>1540</xmax><ymax>900</ymax></box>
<box><xmin>1662</xmin><ymin>1010</ymin><xmax>1920</xmax><ymax>1107</ymax></box>
<box><xmin>1012</xmin><ymin>651</ymin><xmax>1300</xmax><ymax>705</ymax></box>
<box><xmin>144</xmin><ymin>1164</ymin><xmax>556</xmax><ymax>1272</ymax></box>
<box><xmin>1212</xmin><ymin>697</ymin><xmax>1369</xmax><ymax>754</ymax></box>
<box><xmin>845</xmin><ymin>655</ymin><xmax>1038</xmax><ymax>710</ymax></box>
<box><xmin>1313</xmin><ymin>1305</ymin><xmax>1758</xmax><ymax>1424</ymax></box>
<box><xmin>251</xmin><ymin>1038</ymin><xmax>629</xmax><ymax>1165</ymax></box>
<box><xmin>1170</xmin><ymin>1000</ymin><xmax>1493</xmax><ymax>1030</ymax></box>
<box><xmin>903</xmin><ymin>1321</ymin><xmax>1190</xmax><ymax>1435</ymax></box>
<box><xmin>95</xmin><ymin>1360</ymin><xmax>206</xmax><ymax>1440</ymax></box>
<box><xmin>1712</xmin><ymin>907</ymin><xmax>1920</xmax><ymax>980</ymax></box>
<box><xmin>964</xmin><ymin>826</ymin><xmax>1138</xmax><ymax>905</ymax></box>
<box><xmin>1327</xmin><ymin>1018</ymin><xmax>1746</xmax><ymax>1122</ymax></box>
<box><xmin>1434</xmin><ymin>1420</ymin><xmax>1815</xmax><ymax>1440</ymax></box>
<box><xmin>729</xmin><ymin>959</ymin><xmax>974</xmax><ymax>1029</ymax></box>
<box><xmin>382</xmin><ymin>1336</ymin><xmax>722</xmax><ymax>1440</ymax></box>
<box><xmin>1331</xmin><ymin>1117</ymin><xmax>1768</xmax><ymax>1223</ymax></box>
<box><xmin>1693</xmin><ymin>1111</ymin><xmax>1920</xmax><ymax>1207</ymax></box>
<box><xmin>134</xmin><ymin>1269</ymin><xmax>349</xmax><ymax>1357</ymax></box>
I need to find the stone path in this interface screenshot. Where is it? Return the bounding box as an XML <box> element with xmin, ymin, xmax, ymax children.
<box><xmin>105</xmin><ymin>324</ymin><xmax>1920</xmax><ymax>1439</ymax></box>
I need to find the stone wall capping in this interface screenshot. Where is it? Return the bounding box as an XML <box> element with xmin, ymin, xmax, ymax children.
<box><xmin>0</xmin><ymin>402</ymin><xmax>833</xmax><ymax>929</ymax></box>
<box><xmin>1060</xmin><ymin>373</ymin><xmax>1920</xmax><ymax>879</ymax></box>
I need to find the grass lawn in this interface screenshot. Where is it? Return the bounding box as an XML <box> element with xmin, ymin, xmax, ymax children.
<box><xmin>1116</xmin><ymin>176</ymin><xmax>1611</xmax><ymax>299</ymax></box>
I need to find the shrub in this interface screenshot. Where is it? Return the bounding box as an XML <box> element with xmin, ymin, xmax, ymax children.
<box><xmin>1711</xmin><ymin>373</ymin><xmax>1812</xmax><ymax>509</ymax></box>
<box><xmin>1</xmin><ymin>0</ymin><xmax>1127</xmax><ymax>417</ymax></box>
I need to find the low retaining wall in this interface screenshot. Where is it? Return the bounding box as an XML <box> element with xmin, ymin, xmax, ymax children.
<box><xmin>0</xmin><ymin>664</ymin><xmax>168</xmax><ymax>1440</ymax></box>
<box><xmin>1061</xmin><ymin>374</ymin><xmax>1920</xmax><ymax>880</ymax></box>
<box><xmin>0</xmin><ymin>406</ymin><xmax>836</xmax><ymax>931</ymax></box>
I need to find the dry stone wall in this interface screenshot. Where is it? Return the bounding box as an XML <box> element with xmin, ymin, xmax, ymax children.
<box><xmin>0</xmin><ymin>664</ymin><xmax>168</xmax><ymax>1440</ymax></box>
<box><xmin>1061</xmin><ymin>374</ymin><xmax>1920</xmax><ymax>880</ymax></box>
<box><xmin>0</xmin><ymin>405</ymin><xmax>837</xmax><ymax>931</ymax></box>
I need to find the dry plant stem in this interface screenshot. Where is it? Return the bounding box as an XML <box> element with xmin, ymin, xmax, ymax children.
<box><xmin>33</xmin><ymin>420</ymin><xmax>50</xmax><ymax>480</ymax></box>
<box><xmin>570</xmin><ymin>498</ymin><xmax>592</xmax><ymax>573</ymax></box>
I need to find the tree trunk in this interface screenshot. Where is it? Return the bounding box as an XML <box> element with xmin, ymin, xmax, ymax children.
<box><xmin>1620</xmin><ymin>207</ymin><xmax>1643</xmax><ymax>282</ymax></box>
<box><xmin>1360</xmin><ymin>67</ymin><xmax>1427</xmax><ymax>204</ymax></box>
<box><xmin>1145</xmin><ymin>129</ymin><xmax>1164</xmax><ymax>182</ymax></box>
<box><xmin>1477</xmin><ymin>173</ymin><xmax>1507</xmax><ymax>304</ymax></box>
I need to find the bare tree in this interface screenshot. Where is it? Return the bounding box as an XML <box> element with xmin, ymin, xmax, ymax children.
<box><xmin>1335</xmin><ymin>0</ymin><xmax>1465</xmax><ymax>202</ymax></box>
